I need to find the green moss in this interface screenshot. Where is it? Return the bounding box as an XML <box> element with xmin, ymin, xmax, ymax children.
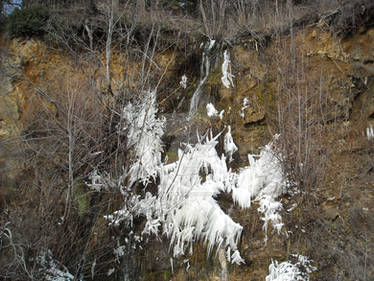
<box><xmin>163</xmin><ymin>270</ymin><xmax>170</xmax><ymax>280</ymax></box>
<box><xmin>74</xmin><ymin>180</ymin><xmax>90</xmax><ymax>217</ymax></box>
<box><xmin>7</xmin><ymin>7</ymin><xmax>49</xmax><ymax>39</ymax></box>
<box><xmin>142</xmin><ymin>270</ymin><xmax>170</xmax><ymax>281</ymax></box>
<box><xmin>206</xmin><ymin>68</ymin><xmax>221</xmax><ymax>86</ymax></box>
<box><xmin>160</xmin><ymin>21</ymin><xmax>173</xmax><ymax>32</ymax></box>
<box><xmin>205</xmin><ymin>68</ymin><xmax>223</xmax><ymax>100</ymax></box>
<box><xmin>253</xmin><ymin>80</ymin><xmax>278</xmax><ymax>116</ymax></box>
<box><xmin>165</xmin><ymin>151</ymin><xmax>178</xmax><ymax>162</ymax></box>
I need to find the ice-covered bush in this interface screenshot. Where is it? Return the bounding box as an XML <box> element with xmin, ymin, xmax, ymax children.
<box><xmin>122</xmin><ymin>90</ymin><xmax>165</xmax><ymax>186</ymax></box>
<box><xmin>266</xmin><ymin>254</ymin><xmax>317</xmax><ymax>281</ymax></box>
<box><xmin>89</xmin><ymin>90</ymin><xmax>288</xmax><ymax>267</ymax></box>
<box><xmin>37</xmin><ymin>250</ymin><xmax>76</xmax><ymax>281</ymax></box>
<box><xmin>101</xmin><ymin>129</ymin><xmax>287</xmax><ymax>264</ymax></box>
<box><xmin>232</xmin><ymin>137</ymin><xmax>286</xmax><ymax>242</ymax></box>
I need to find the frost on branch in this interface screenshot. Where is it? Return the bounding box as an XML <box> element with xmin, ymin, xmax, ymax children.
<box><xmin>265</xmin><ymin>254</ymin><xmax>317</xmax><ymax>281</ymax></box>
<box><xmin>122</xmin><ymin>90</ymin><xmax>165</xmax><ymax>186</ymax></box>
<box><xmin>86</xmin><ymin>170</ymin><xmax>114</xmax><ymax>192</ymax></box>
<box><xmin>232</xmin><ymin>137</ymin><xmax>286</xmax><ymax>242</ymax></box>
<box><xmin>36</xmin><ymin>250</ymin><xmax>76</xmax><ymax>281</ymax></box>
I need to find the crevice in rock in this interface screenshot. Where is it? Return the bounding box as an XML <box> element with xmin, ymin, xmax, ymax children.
<box><xmin>244</xmin><ymin>118</ymin><xmax>266</xmax><ymax>129</ymax></box>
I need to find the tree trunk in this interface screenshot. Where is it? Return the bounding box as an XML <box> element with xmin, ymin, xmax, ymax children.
<box><xmin>84</xmin><ymin>23</ymin><xmax>93</xmax><ymax>50</ymax></box>
<box><xmin>105</xmin><ymin>0</ymin><xmax>114</xmax><ymax>94</ymax></box>
<box><xmin>113</xmin><ymin>0</ymin><xmax>119</xmax><ymax>11</ymax></box>
<box><xmin>199</xmin><ymin>0</ymin><xmax>209</xmax><ymax>36</ymax></box>
<box><xmin>137</xmin><ymin>0</ymin><xmax>145</xmax><ymax>19</ymax></box>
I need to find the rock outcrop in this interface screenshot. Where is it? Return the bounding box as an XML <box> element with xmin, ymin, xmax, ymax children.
<box><xmin>1</xmin><ymin>13</ymin><xmax>373</xmax><ymax>280</ymax></box>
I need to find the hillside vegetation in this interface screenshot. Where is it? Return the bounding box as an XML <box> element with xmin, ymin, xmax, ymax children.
<box><xmin>0</xmin><ymin>1</ymin><xmax>373</xmax><ymax>280</ymax></box>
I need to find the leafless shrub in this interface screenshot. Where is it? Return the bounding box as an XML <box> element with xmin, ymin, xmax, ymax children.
<box><xmin>0</xmin><ymin>1</ymin><xmax>176</xmax><ymax>278</ymax></box>
<box><xmin>0</xmin><ymin>74</ymin><xmax>122</xmax><ymax>278</ymax></box>
<box><xmin>269</xmin><ymin>29</ymin><xmax>331</xmax><ymax>196</ymax></box>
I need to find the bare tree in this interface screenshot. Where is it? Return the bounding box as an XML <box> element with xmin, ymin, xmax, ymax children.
<box><xmin>199</xmin><ymin>0</ymin><xmax>228</xmax><ymax>38</ymax></box>
<box><xmin>137</xmin><ymin>0</ymin><xmax>146</xmax><ymax>19</ymax></box>
<box><xmin>105</xmin><ymin>0</ymin><xmax>115</xmax><ymax>94</ymax></box>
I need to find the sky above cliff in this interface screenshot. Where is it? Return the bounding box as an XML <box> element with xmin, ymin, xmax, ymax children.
<box><xmin>3</xmin><ymin>0</ymin><xmax>22</xmax><ymax>14</ymax></box>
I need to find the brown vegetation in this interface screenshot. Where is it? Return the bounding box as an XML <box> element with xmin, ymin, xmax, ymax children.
<box><xmin>1</xmin><ymin>0</ymin><xmax>374</xmax><ymax>280</ymax></box>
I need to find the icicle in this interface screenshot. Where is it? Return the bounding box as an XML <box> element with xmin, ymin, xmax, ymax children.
<box><xmin>180</xmin><ymin>74</ymin><xmax>188</xmax><ymax>89</ymax></box>
<box><xmin>240</xmin><ymin>97</ymin><xmax>249</xmax><ymax>119</ymax></box>
<box><xmin>224</xmin><ymin>126</ymin><xmax>238</xmax><ymax>162</ymax></box>
<box><xmin>219</xmin><ymin>110</ymin><xmax>225</xmax><ymax>120</ymax></box>
<box><xmin>221</xmin><ymin>50</ymin><xmax>234</xmax><ymax>88</ymax></box>
<box><xmin>91</xmin><ymin>259</ymin><xmax>96</xmax><ymax>280</ymax></box>
<box><xmin>366</xmin><ymin>125</ymin><xmax>374</xmax><ymax>140</ymax></box>
<box><xmin>170</xmin><ymin>258</ymin><xmax>174</xmax><ymax>274</ymax></box>
<box><xmin>188</xmin><ymin>41</ymin><xmax>212</xmax><ymax>119</ymax></box>
<box><xmin>208</xmin><ymin>39</ymin><xmax>216</xmax><ymax>50</ymax></box>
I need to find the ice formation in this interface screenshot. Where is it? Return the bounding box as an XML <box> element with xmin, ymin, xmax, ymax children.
<box><xmin>99</xmin><ymin>129</ymin><xmax>287</xmax><ymax>263</ymax></box>
<box><xmin>37</xmin><ymin>250</ymin><xmax>76</xmax><ymax>281</ymax></box>
<box><xmin>188</xmin><ymin>41</ymin><xmax>212</xmax><ymax>119</ymax></box>
<box><xmin>233</xmin><ymin>138</ymin><xmax>286</xmax><ymax>242</ymax></box>
<box><xmin>366</xmin><ymin>124</ymin><xmax>374</xmax><ymax>140</ymax></box>
<box><xmin>122</xmin><ymin>90</ymin><xmax>165</xmax><ymax>186</ymax></box>
<box><xmin>92</xmin><ymin>87</ymin><xmax>287</xmax><ymax>265</ymax></box>
<box><xmin>206</xmin><ymin>103</ymin><xmax>219</xmax><ymax>117</ymax></box>
<box><xmin>180</xmin><ymin>74</ymin><xmax>187</xmax><ymax>89</ymax></box>
<box><xmin>150</xmin><ymin>133</ymin><xmax>243</xmax><ymax>262</ymax></box>
<box><xmin>208</xmin><ymin>39</ymin><xmax>216</xmax><ymax>50</ymax></box>
<box><xmin>265</xmin><ymin>254</ymin><xmax>317</xmax><ymax>281</ymax></box>
<box><xmin>221</xmin><ymin>50</ymin><xmax>234</xmax><ymax>88</ymax></box>
<box><xmin>219</xmin><ymin>110</ymin><xmax>225</xmax><ymax>120</ymax></box>
<box><xmin>224</xmin><ymin>126</ymin><xmax>238</xmax><ymax>162</ymax></box>
<box><xmin>240</xmin><ymin>97</ymin><xmax>249</xmax><ymax>119</ymax></box>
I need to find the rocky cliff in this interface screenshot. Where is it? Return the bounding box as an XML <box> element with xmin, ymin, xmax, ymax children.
<box><xmin>0</xmin><ymin>13</ymin><xmax>373</xmax><ymax>281</ymax></box>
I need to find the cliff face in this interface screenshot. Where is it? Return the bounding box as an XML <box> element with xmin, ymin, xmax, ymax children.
<box><xmin>161</xmin><ymin>24</ymin><xmax>374</xmax><ymax>281</ymax></box>
<box><xmin>0</xmin><ymin>21</ymin><xmax>373</xmax><ymax>280</ymax></box>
